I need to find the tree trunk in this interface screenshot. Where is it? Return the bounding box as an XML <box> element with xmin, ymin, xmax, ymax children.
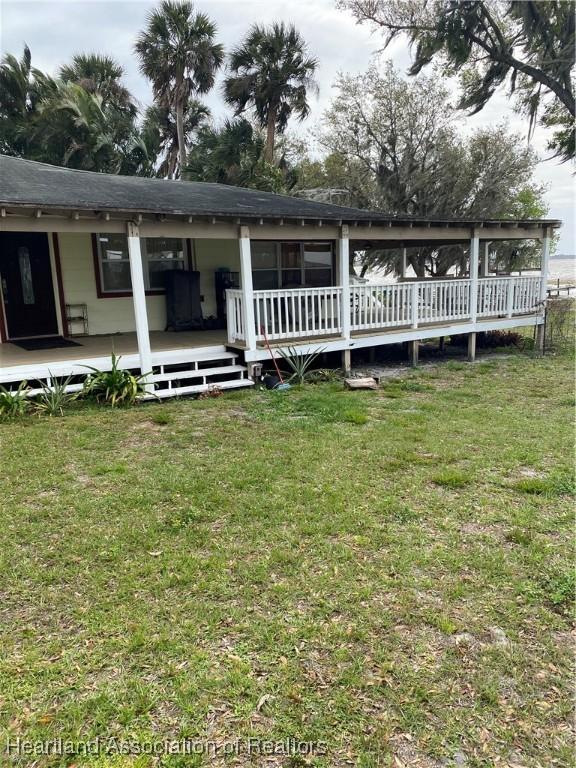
<box><xmin>175</xmin><ymin>96</ymin><xmax>186</xmax><ymax>178</ymax></box>
<box><xmin>264</xmin><ymin>107</ymin><xmax>277</xmax><ymax>164</ymax></box>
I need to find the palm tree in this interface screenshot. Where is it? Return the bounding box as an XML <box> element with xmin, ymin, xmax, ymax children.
<box><xmin>223</xmin><ymin>23</ymin><xmax>318</xmax><ymax>163</ymax></box>
<box><xmin>142</xmin><ymin>99</ymin><xmax>210</xmax><ymax>179</ymax></box>
<box><xmin>135</xmin><ymin>0</ymin><xmax>224</xmax><ymax>175</ymax></box>
<box><xmin>59</xmin><ymin>54</ymin><xmax>136</xmax><ymax>117</ymax></box>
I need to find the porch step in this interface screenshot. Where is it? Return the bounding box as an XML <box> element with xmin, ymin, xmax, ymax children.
<box><xmin>150</xmin><ymin>346</ymin><xmax>253</xmax><ymax>398</ymax></box>
<box><xmin>150</xmin><ymin>346</ymin><xmax>238</xmax><ymax>366</ymax></box>
<box><xmin>152</xmin><ymin>364</ymin><xmax>246</xmax><ymax>384</ymax></box>
<box><xmin>149</xmin><ymin>378</ymin><xmax>254</xmax><ymax>400</ymax></box>
<box><xmin>1</xmin><ymin>343</ymin><xmax>254</xmax><ymax>401</ymax></box>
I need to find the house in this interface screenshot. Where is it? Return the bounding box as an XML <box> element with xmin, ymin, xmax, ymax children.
<box><xmin>0</xmin><ymin>155</ymin><xmax>560</xmax><ymax>397</ymax></box>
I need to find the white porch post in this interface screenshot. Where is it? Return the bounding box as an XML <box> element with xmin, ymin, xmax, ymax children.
<box><xmin>238</xmin><ymin>225</ymin><xmax>256</xmax><ymax>352</ymax></box>
<box><xmin>536</xmin><ymin>226</ymin><xmax>551</xmax><ymax>352</ymax></box>
<box><xmin>337</xmin><ymin>225</ymin><xmax>351</xmax><ymax>373</ymax></box>
<box><xmin>481</xmin><ymin>241</ymin><xmax>490</xmax><ymax>277</ymax></box>
<box><xmin>126</xmin><ymin>222</ymin><xmax>152</xmax><ymax>384</ymax></box>
<box><xmin>469</xmin><ymin>227</ymin><xmax>480</xmax><ymax>323</ymax></box>
<box><xmin>539</xmin><ymin>226</ymin><xmax>551</xmax><ymax>303</ymax></box>
<box><xmin>338</xmin><ymin>225</ymin><xmax>351</xmax><ymax>340</ymax></box>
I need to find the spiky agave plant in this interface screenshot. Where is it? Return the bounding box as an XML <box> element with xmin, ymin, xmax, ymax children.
<box><xmin>34</xmin><ymin>373</ymin><xmax>77</xmax><ymax>416</ymax></box>
<box><xmin>277</xmin><ymin>346</ymin><xmax>325</xmax><ymax>385</ymax></box>
<box><xmin>83</xmin><ymin>353</ymin><xmax>151</xmax><ymax>406</ymax></box>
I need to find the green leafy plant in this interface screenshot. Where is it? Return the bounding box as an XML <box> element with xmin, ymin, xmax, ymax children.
<box><xmin>277</xmin><ymin>346</ymin><xmax>325</xmax><ymax>385</ymax></box>
<box><xmin>0</xmin><ymin>381</ymin><xmax>30</xmax><ymax>419</ymax></box>
<box><xmin>305</xmin><ymin>368</ymin><xmax>342</xmax><ymax>384</ymax></box>
<box><xmin>83</xmin><ymin>353</ymin><xmax>151</xmax><ymax>406</ymax></box>
<box><xmin>34</xmin><ymin>374</ymin><xmax>77</xmax><ymax>416</ymax></box>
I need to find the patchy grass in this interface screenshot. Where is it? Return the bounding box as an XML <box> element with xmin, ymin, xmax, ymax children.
<box><xmin>431</xmin><ymin>469</ymin><xmax>473</xmax><ymax>489</ymax></box>
<box><xmin>0</xmin><ymin>350</ymin><xmax>574</xmax><ymax>768</ymax></box>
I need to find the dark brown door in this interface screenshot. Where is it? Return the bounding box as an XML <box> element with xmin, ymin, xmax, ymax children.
<box><xmin>0</xmin><ymin>232</ymin><xmax>59</xmax><ymax>339</ymax></box>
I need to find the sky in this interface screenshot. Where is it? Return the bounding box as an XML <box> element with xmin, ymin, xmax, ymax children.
<box><xmin>1</xmin><ymin>0</ymin><xmax>574</xmax><ymax>253</ymax></box>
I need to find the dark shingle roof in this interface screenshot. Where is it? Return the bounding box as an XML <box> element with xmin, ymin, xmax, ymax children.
<box><xmin>0</xmin><ymin>155</ymin><xmax>561</xmax><ymax>228</ymax></box>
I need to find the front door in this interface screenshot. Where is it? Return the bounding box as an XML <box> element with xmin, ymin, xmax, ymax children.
<box><xmin>0</xmin><ymin>232</ymin><xmax>59</xmax><ymax>339</ymax></box>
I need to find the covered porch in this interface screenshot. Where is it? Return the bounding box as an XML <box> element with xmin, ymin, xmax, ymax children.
<box><xmin>0</xmin><ymin>154</ymin><xmax>561</xmax><ymax>394</ymax></box>
<box><xmin>0</xmin><ymin>329</ymin><xmax>227</xmax><ymax>369</ymax></box>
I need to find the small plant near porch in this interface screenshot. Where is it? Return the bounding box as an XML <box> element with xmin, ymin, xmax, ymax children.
<box><xmin>277</xmin><ymin>346</ymin><xmax>326</xmax><ymax>385</ymax></box>
<box><xmin>0</xmin><ymin>380</ymin><xmax>29</xmax><ymax>419</ymax></box>
<box><xmin>83</xmin><ymin>353</ymin><xmax>151</xmax><ymax>406</ymax></box>
<box><xmin>34</xmin><ymin>374</ymin><xmax>77</xmax><ymax>416</ymax></box>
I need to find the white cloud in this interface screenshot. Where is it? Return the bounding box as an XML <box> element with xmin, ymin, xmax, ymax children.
<box><xmin>1</xmin><ymin>0</ymin><xmax>574</xmax><ymax>251</ymax></box>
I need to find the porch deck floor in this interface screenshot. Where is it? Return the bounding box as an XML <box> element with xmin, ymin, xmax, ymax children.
<box><xmin>0</xmin><ymin>330</ymin><xmax>228</xmax><ymax>369</ymax></box>
<box><xmin>226</xmin><ymin>313</ymin><xmax>537</xmax><ymax>353</ymax></box>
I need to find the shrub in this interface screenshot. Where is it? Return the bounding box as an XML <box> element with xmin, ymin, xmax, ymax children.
<box><xmin>34</xmin><ymin>374</ymin><xmax>77</xmax><ymax>416</ymax></box>
<box><xmin>451</xmin><ymin>331</ymin><xmax>524</xmax><ymax>349</ymax></box>
<box><xmin>545</xmin><ymin>298</ymin><xmax>574</xmax><ymax>352</ymax></box>
<box><xmin>83</xmin><ymin>353</ymin><xmax>151</xmax><ymax>406</ymax></box>
<box><xmin>0</xmin><ymin>381</ymin><xmax>30</xmax><ymax>419</ymax></box>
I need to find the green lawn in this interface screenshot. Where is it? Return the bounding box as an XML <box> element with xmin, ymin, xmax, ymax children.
<box><xmin>0</xmin><ymin>350</ymin><xmax>574</xmax><ymax>767</ymax></box>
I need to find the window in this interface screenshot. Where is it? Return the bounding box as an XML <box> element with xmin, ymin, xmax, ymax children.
<box><xmin>96</xmin><ymin>235</ymin><xmax>186</xmax><ymax>294</ymax></box>
<box><xmin>18</xmin><ymin>246</ymin><xmax>35</xmax><ymax>304</ymax></box>
<box><xmin>145</xmin><ymin>237</ymin><xmax>186</xmax><ymax>290</ymax></box>
<box><xmin>252</xmin><ymin>242</ymin><xmax>278</xmax><ymax>290</ymax></box>
<box><xmin>251</xmin><ymin>242</ymin><xmax>333</xmax><ymax>290</ymax></box>
<box><xmin>304</xmin><ymin>243</ymin><xmax>332</xmax><ymax>287</ymax></box>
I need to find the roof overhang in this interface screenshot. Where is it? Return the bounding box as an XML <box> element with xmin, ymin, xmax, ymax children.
<box><xmin>0</xmin><ymin>204</ymin><xmax>559</xmax><ymax>242</ymax></box>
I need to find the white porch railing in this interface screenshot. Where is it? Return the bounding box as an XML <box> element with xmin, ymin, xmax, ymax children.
<box><xmin>476</xmin><ymin>276</ymin><xmax>541</xmax><ymax>317</ymax></box>
<box><xmin>226</xmin><ymin>289</ymin><xmax>245</xmax><ymax>343</ymax></box>
<box><xmin>253</xmin><ymin>286</ymin><xmax>343</xmax><ymax>341</ymax></box>
<box><xmin>226</xmin><ymin>275</ymin><xmax>542</xmax><ymax>345</ymax></box>
<box><xmin>512</xmin><ymin>275</ymin><xmax>541</xmax><ymax>314</ymax></box>
<box><xmin>417</xmin><ymin>279</ymin><xmax>471</xmax><ymax>324</ymax></box>
<box><xmin>350</xmin><ymin>283</ymin><xmax>413</xmax><ymax>330</ymax></box>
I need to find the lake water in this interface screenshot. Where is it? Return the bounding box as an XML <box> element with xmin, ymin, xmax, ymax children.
<box><xmin>549</xmin><ymin>258</ymin><xmax>576</xmax><ymax>283</ymax></box>
<box><xmin>363</xmin><ymin>257</ymin><xmax>576</xmax><ymax>284</ymax></box>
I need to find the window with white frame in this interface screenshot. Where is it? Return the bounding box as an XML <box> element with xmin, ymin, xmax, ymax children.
<box><xmin>96</xmin><ymin>235</ymin><xmax>186</xmax><ymax>293</ymax></box>
<box><xmin>251</xmin><ymin>241</ymin><xmax>333</xmax><ymax>290</ymax></box>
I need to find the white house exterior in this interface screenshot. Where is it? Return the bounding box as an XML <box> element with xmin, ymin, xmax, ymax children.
<box><xmin>0</xmin><ymin>156</ymin><xmax>559</xmax><ymax>398</ymax></box>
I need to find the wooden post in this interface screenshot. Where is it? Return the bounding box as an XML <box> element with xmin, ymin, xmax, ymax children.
<box><xmin>467</xmin><ymin>332</ymin><xmax>476</xmax><ymax>362</ymax></box>
<box><xmin>409</xmin><ymin>339</ymin><xmax>419</xmax><ymax>367</ymax></box>
<box><xmin>401</xmin><ymin>246</ymin><xmax>407</xmax><ymax>279</ymax></box>
<box><xmin>469</xmin><ymin>228</ymin><xmax>480</xmax><ymax>323</ymax></box>
<box><xmin>342</xmin><ymin>348</ymin><xmax>351</xmax><ymax>375</ymax></box>
<box><xmin>481</xmin><ymin>241</ymin><xmax>490</xmax><ymax>277</ymax></box>
<box><xmin>238</xmin><ymin>225</ymin><xmax>256</xmax><ymax>352</ymax></box>
<box><xmin>126</xmin><ymin>222</ymin><xmax>152</xmax><ymax>388</ymax></box>
<box><xmin>439</xmin><ymin>336</ymin><xmax>445</xmax><ymax>352</ymax></box>
<box><xmin>338</xmin><ymin>225</ymin><xmax>351</xmax><ymax>341</ymax></box>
